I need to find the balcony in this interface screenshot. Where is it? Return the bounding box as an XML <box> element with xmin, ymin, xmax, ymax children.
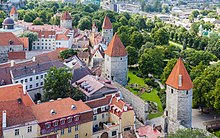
<box><xmin>93</xmin><ymin>121</ymin><xmax>119</xmax><ymax>135</ymax></box>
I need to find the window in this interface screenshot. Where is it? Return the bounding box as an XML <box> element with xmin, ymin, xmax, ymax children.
<box><xmin>93</xmin><ymin>115</ymin><xmax>97</xmax><ymax>121</ymax></box>
<box><xmin>186</xmin><ymin>90</ymin><xmax>189</xmax><ymax>95</ymax></box>
<box><xmin>27</xmin><ymin>126</ymin><xmax>32</xmax><ymax>133</ymax></box>
<box><xmin>75</xmin><ymin>116</ymin><xmax>79</xmax><ymax>121</ymax></box>
<box><xmin>20</xmin><ymin>80</ymin><xmax>23</xmax><ymax>83</ymax></box>
<box><xmin>75</xmin><ymin>134</ymin><xmax>79</xmax><ymax>138</ymax></box>
<box><xmin>46</xmin><ymin>123</ymin><xmax>51</xmax><ymax>128</ymax></box>
<box><xmin>26</xmin><ymin>86</ymin><xmax>28</xmax><ymax>90</ymax></box>
<box><xmin>101</xmin><ymin>106</ymin><xmax>105</xmax><ymax>112</ymax></box>
<box><xmin>54</xmin><ymin>121</ymin><xmax>58</xmax><ymax>127</ymax></box>
<box><xmin>41</xmin><ymin>75</ymin><xmax>43</xmax><ymax>79</ymax></box>
<box><xmin>171</xmin><ymin>89</ymin><xmax>173</xmax><ymax>94</ymax></box>
<box><xmin>68</xmin><ymin>127</ymin><xmax>71</xmax><ymax>133</ymax></box>
<box><xmin>93</xmin><ymin>109</ymin><xmax>97</xmax><ymax>114</ymax></box>
<box><xmin>15</xmin><ymin>129</ymin><xmax>19</xmax><ymax>136</ymax></box>
<box><xmin>68</xmin><ymin>118</ymin><xmax>72</xmax><ymax>123</ymax></box>
<box><xmin>75</xmin><ymin>125</ymin><xmax>79</xmax><ymax>131</ymax></box>
<box><xmin>112</xmin><ymin>131</ymin><xmax>117</xmax><ymax>136</ymax></box>
<box><xmin>61</xmin><ymin>120</ymin><xmax>65</xmax><ymax>125</ymax></box>
<box><xmin>36</xmin><ymin>76</ymin><xmax>39</xmax><ymax>80</ymax></box>
<box><xmin>40</xmin><ymin>82</ymin><xmax>43</xmax><ymax>85</ymax></box>
<box><xmin>102</xmin><ymin>114</ymin><xmax>105</xmax><ymax>119</ymax></box>
<box><xmin>124</xmin><ymin>127</ymin><xmax>131</xmax><ymax>131</ymax></box>
<box><xmin>30</xmin><ymin>77</ymin><xmax>32</xmax><ymax>81</ymax></box>
<box><xmin>36</xmin><ymin>83</ymin><xmax>39</xmax><ymax>87</ymax></box>
<box><xmin>25</xmin><ymin>79</ymin><xmax>27</xmax><ymax>82</ymax></box>
<box><xmin>61</xmin><ymin>129</ymin><xmax>64</xmax><ymax>135</ymax></box>
<box><xmin>15</xmin><ymin>81</ymin><xmax>18</xmax><ymax>83</ymax></box>
<box><xmin>30</xmin><ymin>85</ymin><xmax>32</xmax><ymax>89</ymax></box>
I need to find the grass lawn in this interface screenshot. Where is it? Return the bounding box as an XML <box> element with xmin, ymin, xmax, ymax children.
<box><xmin>214</xmin><ymin>130</ymin><xmax>220</xmax><ymax>138</ymax></box>
<box><xmin>127</xmin><ymin>71</ymin><xmax>164</xmax><ymax>119</ymax></box>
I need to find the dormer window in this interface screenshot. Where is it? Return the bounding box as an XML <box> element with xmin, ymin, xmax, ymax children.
<box><xmin>93</xmin><ymin>108</ymin><xmax>97</xmax><ymax>114</ymax></box>
<box><xmin>67</xmin><ymin>117</ymin><xmax>72</xmax><ymax>123</ymax></box>
<box><xmin>75</xmin><ymin>116</ymin><xmax>79</xmax><ymax>121</ymax></box>
<box><xmin>71</xmin><ymin>104</ymin><xmax>76</xmax><ymax>110</ymax></box>
<box><xmin>61</xmin><ymin>120</ymin><xmax>65</xmax><ymax>125</ymax></box>
<box><xmin>50</xmin><ymin>109</ymin><xmax>56</xmax><ymax>115</ymax></box>
<box><xmin>53</xmin><ymin>121</ymin><xmax>58</xmax><ymax>127</ymax></box>
<box><xmin>45</xmin><ymin>123</ymin><xmax>51</xmax><ymax>129</ymax></box>
<box><xmin>101</xmin><ymin>106</ymin><xmax>105</xmax><ymax>112</ymax></box>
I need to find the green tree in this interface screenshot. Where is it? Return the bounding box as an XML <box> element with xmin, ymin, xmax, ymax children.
<box><xmin>77</xmin><ymin>17</ymin><xmax>92</xmax><ymax>30</ymax></box>
<box><xmin>139</xmin><ymin>42</ymin><xmax>155</xmax><ymax>56</ymax></box>
<box><xmin>161</xmin><ymin>58</ymin><xmax>177</xmax><ymax>83</ymax></box>
<box><xmin>138</xmin><ymin>48</ymin><xmax>164</xmax><ymax>77</ymax></box>
<box><xmin>168</xmin><ymin>128</ymin><xmax>215</xmax><ymax>138</ymax></box>
<box><xmin>126</xmin><ymin>46</ymin><xmax>138</xmax><ymax>65</ymax></box>
<box><xmin>190</xmin><ymin>62</ymin><xmax>207</xmax><ymax>81</ymax></box>
<box><xmin>129</xmin><ymin>31</ymin><xmax>144</xmax><ymax>49</ymax></box>
<box><xmin>60</xmin><ymin>49</ymin><xmax>77</xmax><ymax>60</ymax></box>
<box><xmin>43</xmin><ymin>67</ymin><xmax>72</xmax><ymax>100</ymax></box>
<box><xmin>152</xmin><ymin>28</ymin><xmax>169</xmax><ymax>45</ymax></box>
<box><xmin>207</xmin><ymin>39</ymin><xmax>220</xmax><ymax>58</ymax></box>
<box><xmin>21</xmin><ymin>31</ymin><xmax>38</xmax><ymax>50</ymax></box>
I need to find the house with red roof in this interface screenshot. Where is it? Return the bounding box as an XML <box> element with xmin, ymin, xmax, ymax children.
<box><xmin>85</xmin><ymin>94</ymin><xmax>135</xmax><ymax>138</ymax></box>
<box><xmin>0</xmin><ymin>32</ymin><xmax>24</xmax><ymax>63</ymax></box>
<box><xmin>31</xmin><ymin>97</ymin><xmax>93</xmax><ymax>138</ymax></box>
<box><xmin>0</xmin><ymin>83</ymin><xmax>38</xmax><ymax>138</ymax></box>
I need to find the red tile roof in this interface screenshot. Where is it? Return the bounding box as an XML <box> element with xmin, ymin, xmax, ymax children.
<box><xmin>60</xmin><ymin>11</ymin><xmax>72</xmax><ymax>20</ymax></box>
<box><xmin>19</xmin><ymin>37</ymin><xmax>29</xmax><ymax>49</ymax></box>
<box><xmin>105</xmin><ymin>33</ymin><xmax>127</xmax><ymax>57</ymax></box>
<box><xmin>31</xmin><ymin>98</ymin><xmax>91</xmax><ymax>122</ymax></box>
<box><xmin>0</xmin><ymin>84</ymin><xmax>35</xmax><ymax>106</ymax></box>
<box><xmin>55</xmin><ymin>34</ymin><xmax>69</xmax><ymax>40</ymax></box>
<box><xmin>102</xmin><ymin>16</ymin><xmax>112</xmax><ymax>29</ymax></box>
<box><xmin>85</xmin><ymin>95</ymin><xmax>112</xmax><ymax>108</ymax></box>
<box><xmin>0</xmin><ymin>101</ymin><xmax>36</xmax><ymax>137</ymax></box>
<box><xmin>136</xmin><ymin>126</ymin><xmax>162</xmax><ymax>138</ymax></box>
<box><xmin>8</xmin><ymin>51</ymin><xmax>26</xmax><ymax>60</ymax></box>
<box><xmin>0</xmin><ymin>32</ymin><xmax>23</xmax><ymax>46</ymax></box>
<box><xmin>166</xmin><ymin>58</ymin><xmax>193</xmax><ymax>90</ymax></box>
<box><xmin>31</xmin><ymin>30</ymin><xmax>56</xmax><ymax>38</ymax></box>
<box><xmin>10</xmin><ymin>6</ymin><xmax>17</xmax><ymax>15</ymax></box>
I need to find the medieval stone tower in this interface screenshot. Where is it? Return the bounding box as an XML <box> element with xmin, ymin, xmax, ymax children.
<box><xmin>164</xmin><ymin>58</ymin><xmax>193</xmax><ymax>133</ymax></box>
<box><xmin>60</xmin><ymin>11</ymin><xmax>72</xmax><ymax>29</ymax></box>
<box><xmin>10</xmin><ymin>6</ymin><xmax>18</xmax><ymax>21</ymax></box>
<box><xmin>102</xmin><ymin>15</ymin><xmax>113</xmax><ymax>44</ymax></box>
<box><xmin>102</xmin><ymin>33</ymin><xmax>128</xmax><ymax>86</ymax></box>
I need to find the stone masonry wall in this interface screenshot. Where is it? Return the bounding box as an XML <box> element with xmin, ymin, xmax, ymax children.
<box><xmin>114</xmin><ymin>82</ymin><xmax>148</xmax><ymax>124</ymax></box>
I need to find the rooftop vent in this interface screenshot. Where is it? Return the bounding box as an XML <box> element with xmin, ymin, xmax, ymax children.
<box><xmin>57</xmin><ymin>98</ymin><xmax>62</xmax><ymax>100</ymax></box>
<box><xmin>17</xmin><ymin>98</ymin><xmax>22</xmax><ymax>104</ymax></box>
<box><xmin>37</xmin><ymin>100</ymin><xmax>41</xmax><ymax>104</ymax></box>
<box><xmin>49</xmin><ymin>99</ymin><xmax>54</xmax><ymax>102</ymax></box>
<box><xmin>50</xmin><ymin>109</ymin><xmax>56</xmax><ymax>115</ymax></box>
<box><xmin>71</xmin><ymin>104</ymin><xmax>76</xmax><ymax>110</ymax></box>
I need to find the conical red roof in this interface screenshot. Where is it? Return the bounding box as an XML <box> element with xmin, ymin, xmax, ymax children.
<box><xmin>10</xmin><ymin>6</ymin><xmax>17</xmax><ymax>15</ymax></box>
<box><xmin>102</xmin><ymin>15</ymin><xmax>112</xmax><ymax>29</ymax></box>
<box><xmin>61</xmin><ymin>11</ymin><xmax>72</xmax><ymax>20</ymax></box>
<box><xmin>166</xmin><ymin>58</ymin><xmax>193</xmax><ymax>90</ymax></box>
<box><xmin>105</xmin><ymin>33</ymin><xmax>127</xmax><ymax>57</ymax></box>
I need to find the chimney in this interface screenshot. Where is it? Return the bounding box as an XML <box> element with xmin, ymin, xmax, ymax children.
<box><xmin>32</xmin><ymin>56</ymin><xmax>36</xmax><ymax>62</ymax></box>
<box><xmin>178</xmin><ymin>75</ymin><xmax>182</xmax><ymax>87</ymax></box>
<box><xmin>23</xmin><ymin>83</ymin><xmax>27</xmax><ymax>95</ymax></box>
<box><xmin>2</xmin><ymin>110</ymin><xmax>6</xmax><ymax>128</ymax></box>
<box><xmin>10</xmin><ymin>60</ymin><xmax>15</xmax><ymax>67</ymax></box>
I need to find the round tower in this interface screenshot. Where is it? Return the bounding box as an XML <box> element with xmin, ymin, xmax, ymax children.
<box><xmin>102</xmin><ymin>15</ymin><xmax>113</xmax><ymax>44</ymax></box>
<box><xmin>164</xmin><ymin>58</ymin><xmax>193</xmax><ymax>133</ymax></box>
<box><xmin>60</xmin><ymin>11</ymin><xmax>72</xmax><ymax>29</ymax></box>
<box><xmin>10</xmin><ymin>6</ymin><xmax>18</xmax><ymax>21</ymax></box>
<box><xmin>102</xmin><ymin>33</ymin><xmax>128</xmax><ymax>86</ymax></box>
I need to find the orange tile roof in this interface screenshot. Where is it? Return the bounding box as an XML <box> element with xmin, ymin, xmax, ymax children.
<box><xmin>0</xmin><ymin>32</ymin><xmax>23</xmax><ymax>46</ymax></box>
<box><xmin>8</xmin><ymin>51</ymin><xmax>26</xmax><ymax>60</ymax></box>
<box><xmin>55</xmin><ymin>34</ymin><xmax>69</xmax><ymax>40</ymax></box>
<box><xmin>0</xmin><ymin>84</ymin><xmax>35</xmax><ymax>106</ymax></box>
<box><xmin>31</xmin><ymin>30</ymin><xmax>56</xmax><ymax>38</ymax></box>
<box><xmin>60</xmin><ymin>11</ymin><xmax>72</xmax><ymax>20</ymax></box>
<box><xmin>0</xmin><ymin>100</ymin><xmax>36</xmax><ymax>137</ymax></box>
<box><xmin>19</xmin><ymin>37</ymin><xmax>29</xmax><ymax>49</ymax></box>
<box><xmin>166</xmin><ymin>58</ymin><xmax>193</xmax><ymax>90</ymax></box>
<box><xmin>10</xmin><ymin>6</ymin><xmax>17</xmax><ymax>15</ymax></box>
<box><xmin>102</xmin><ymin>16</ymin><xmax>112</xmax><ymax>29</ymax></box>
<box><xmin>105</xmin><ymin>33</ymin><xmax>127</xmax><ymax>57</ymax></box>
<box><xmin>31</xmin><ymin>98</ymin><xmax>92</xmax><ymax>122</ymax></box>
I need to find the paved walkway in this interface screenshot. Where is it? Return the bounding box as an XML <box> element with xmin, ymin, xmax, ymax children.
<box><xmin>145</xmin><ymin>109</ymin><xmax>220</xmax><ymax>130</ymax></box>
